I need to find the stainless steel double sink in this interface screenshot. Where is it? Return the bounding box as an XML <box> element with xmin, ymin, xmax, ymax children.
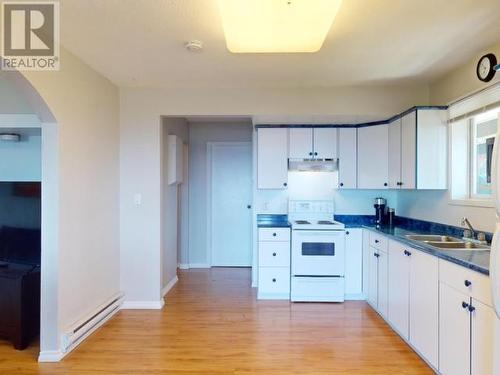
<box><xmin>405</xmin><ymin>234</ymin><xmax>490</xmax><ymax>251</ymax></box>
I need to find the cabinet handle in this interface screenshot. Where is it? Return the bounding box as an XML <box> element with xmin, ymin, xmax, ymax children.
<box><xmin>375</xmin><ymin>239</ymin><xmax>379</xmax><ymax>243</ymax></box>
<box><xmin>403</xmin><ymin>250</ymin><xmax>408</xmax><ymax>256</ymax></box>
<box><xmin>406</xmin><ymin>251</ymin><xmax>412</xmax><ymax>256</ymax></box>
<box><xmin>283</xmin><ymin>182</ymin><xmax>288</xmax><ymax>187</ymax></box>
<box><xmin>384</xmin><ymin>182</ymin><xmax>388</xmax><ymax>187</ymax></box>
<box><xmin>272</xmin><ymin>278</ymin><xmax>276</xmax><ymax>283</ymax></box>
<box><xmin>374</xmin><ymin>253</ymin><xmax>380</xmax><ymax>258</ymax></box>
<box><xmin>272</xmin><ymin>252</ymin><xmax>277</xmax><ymax>257</ymax></box>
<box><xmin>339</xmin><ymin>182</ymin><xmax>344</xmax><ymax>187</ymax></box>
<box><xmin>464</xmin><ymin>280</ymin><xmax>472</xmax><ymax>287</ymax></box>
<box><xmin>468</xmin><ymin>305</ymin><xmax>476</xmax><ymax>313</ymax></box>
<box><xmin>314</xmin><ymin>152</ymin><xmax>318</xmax><ymax>156</ymax></box>
<box><xmin>462</xmin><ymin>301</ymin><xmax>469</xmax><ymax>309</ymax></box>
<box><xmin>346</xmin><ymin>231</ymin><xmax>350</xmax><ymax>235</ymax></box>
<box><xmin>272</xmin><ymin>233</ymin><xmax>277</xmax><ymax>237</ymax></box>
<box><xmin>309</xmin><ymin>152</ymin><xmax>313</xmax><ymax>156</ymax></box>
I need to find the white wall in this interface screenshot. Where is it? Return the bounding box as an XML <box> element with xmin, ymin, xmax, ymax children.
<box><xmin>0</xmin><ymin>77</ymin><xmax>34</xmax><ymax>114</ymax></box>
<box><xmin>0</xmin><ymin>130</ymin><xmax>41</xmax><ymax>181</ymax></box>
<box><xmin>188</xmin><ymin>121</ymin><xmax>253</xmax><ymax>266</ymax></box>
<box><xmin>119</xmin><ymin>83</ymin><xmax>428</xmax><ymax>301</ymax></box>
<box><xmin>11</xmin><ymin>47</ymin><xmax>120</xmax><ymax>355</ymax></box>
<box><xmin>161</xmin><ymin>117</ymin><xmax>188</xmax><ymax>290</ymax></box>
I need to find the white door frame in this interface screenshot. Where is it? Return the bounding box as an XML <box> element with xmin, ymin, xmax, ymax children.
<box><xmin>206</xmin><ymin>141</ymin><xmax>253</xmax><ymax>267</ymax></box>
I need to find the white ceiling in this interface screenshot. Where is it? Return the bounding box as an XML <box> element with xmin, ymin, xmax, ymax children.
<box><xmin>58</xmin><ymin>0</ymin><xmax>500</xmax><ymax>89</ymax></box>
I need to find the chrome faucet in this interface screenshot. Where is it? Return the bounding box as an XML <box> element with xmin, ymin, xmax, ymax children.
<box><xmin>461</xmin><ymin>217</ymin><xmax>476</xmax><ymax>239</ymax></box>
<box><xmin>460</xmin><ymin>217</ymin><xmax>487</xmax><ymax>244</ymax></box>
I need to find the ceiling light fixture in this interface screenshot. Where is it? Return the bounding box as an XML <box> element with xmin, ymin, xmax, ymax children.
<box><xmin>0</xmin><ymin>133</ymin><xmax>20</xmax><ymax>142</ymax></box>
<box><xmin>217</xmin><ymin>0</ymin><xmax>342</xmax><ymax>53</ymax></box>
<box><xmin>185</xmin><ymin>40</ymin><xmax>204</xmax><ymax>52</ymax></box>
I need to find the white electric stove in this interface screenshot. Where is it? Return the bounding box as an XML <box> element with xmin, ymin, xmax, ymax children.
<box><xmin>289</xmin><ymin>200</ymin><xmax>346</xmax><ymax>302</ymax></box>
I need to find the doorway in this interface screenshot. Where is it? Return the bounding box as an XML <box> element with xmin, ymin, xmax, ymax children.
<box><xmin>208</xmin><ymin>142</ymin><xmax>252</xmax><ymax>267</ymax></box>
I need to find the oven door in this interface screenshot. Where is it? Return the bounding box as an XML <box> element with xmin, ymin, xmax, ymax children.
<box><xmin>291</xmin><ymin>230</ymin><xmax>345</xmax><ymax>276</ymax></box>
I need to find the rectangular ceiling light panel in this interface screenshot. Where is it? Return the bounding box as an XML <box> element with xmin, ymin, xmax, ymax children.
<box><xmin>218</xmin><ymin>0</ymin><xmax>342</xmax><ymax>53</ymax></box>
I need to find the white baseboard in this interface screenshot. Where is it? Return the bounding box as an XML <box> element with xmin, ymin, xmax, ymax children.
<box><xmin>178</xmin><ymin>263</ymin><xmax>190</xmax><ymax>270</ymax></box>
<box><xmin>121</xmin><ymin>300</ymin><xmax>165</xmax><ymax>310</ymax></box>
<box><xmin>188</xmin><ymin>263</ymin><xmax>210</xmax><ymax>269</ymax></box>
<box><xmin>161</xmin><ymin>275</ymin><xmax>179</xmax><ymax>298</ymax></box>
<box><xmin>38</xmin><ymin>350</ymin><xmax>65</xmax><ymax>363</ymax></box>
<box><xmin>345</xmin><ymin>293</ymin><xmax>366</xmax><ymax>301</ymax></box>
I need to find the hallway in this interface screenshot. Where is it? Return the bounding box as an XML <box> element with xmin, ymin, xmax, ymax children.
<box><xmin>0</xmin><ymin>268</ymin><xmax>432</xmax><ymax>374</ymax></box>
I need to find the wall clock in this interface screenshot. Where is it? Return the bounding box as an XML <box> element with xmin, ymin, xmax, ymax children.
<box><xmin>476</xmin><ymin>53</ymin><xmax>497</xmax><ymax>82</ymax></box>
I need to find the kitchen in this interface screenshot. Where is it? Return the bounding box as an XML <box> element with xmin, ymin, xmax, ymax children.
<box><xmin>254</xmin><ymin>102</ymin><xmax>499</xmax><ymax>374</ymax></box>
<box><xmin>2</xmin><ymin>1</ymin><xmax>500</xmax><ymax>374</ymax></box>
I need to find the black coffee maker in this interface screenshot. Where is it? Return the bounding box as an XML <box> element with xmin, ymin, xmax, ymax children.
<box><xmin>374</xmin><ymin>197</ymin><xmax>387</xmax><ymax>227</ymax></box>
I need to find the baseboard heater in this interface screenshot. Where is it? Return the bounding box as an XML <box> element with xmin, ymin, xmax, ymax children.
<box><xmin>61</xmin><ymin>292</ymin><xmax>124</xmax><ymax>353</ymax></box>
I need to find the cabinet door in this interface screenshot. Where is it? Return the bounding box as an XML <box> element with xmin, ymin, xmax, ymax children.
<box><xmin>388</xmin><ymin>118</ymin><xmax>401</xmax><ymax>189</ymax></box>
<box><xmin>410</xmin><ymin>249</ymin><xmax>439</xmax><ymax>369</ymax></box>
<box><xmin>377</xmin><ymin>249</ymin><xmax>389</xmax><ymax>318</ymax></box>
<box><xmin>387</xmin><ymin>240</ymin><xmax>410</xmax><ymax>339</ymax></box>
<box><xmin>471</xmin><ymin>299</ymin><xmax>495</xmax><ymax>375</ymax></box>
<box><xmin>289</xmin><ymin>128</ymin><xmax>313</xmax><ymax>159</ymax></box>
<box><xmin>401</xmin><ymin>111</ymin><xmax>416</xmax><ymax>189</ymax></box>
<box><xmin>313</xmin><ymin>128</ymin><xmax>337</xmax><ymax>159</ymax></box>
<box><xmin>367</xmin><ymin>249</ymin><xmax>378</xmax><ymax>308</ymax></box>
<box><xmin>257</xmin><ymin>128</ymin><xmax>288</xmax><ymax>189</ymax></box>
<box><xmin>344</xmin><ymin>228</ymin><xmax>362</xmax><ymax>297</ymax></box>
<box><xmin>416</xmin><ymin>109</ymin><xmax>447</xmax><ymax>189</ymax></box>
<box><xmin>357</xmin><ymin>125</ymin><xmax>389</xmax><ymax>189</ymax></box>
<box><xmin>439</xmin><ymin>283</ymin><xmax>470</xmax><ymax>375</ymax></box>
<box><xmin>362</xmin><ymin>229</ymin><xmax>371</xmax><ymax>297</ymax></box>
<box><xmin>338</xmin><ymin>128</ymin><xmax>357</xmax><ymax>189</ymax></box>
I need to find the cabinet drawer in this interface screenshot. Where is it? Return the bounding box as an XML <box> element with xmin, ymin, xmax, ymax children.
<box><xmin>369</xmin><ymin>231</ymin><xmax>388</xmax><ymax>252</ymax></box>
<box><xmin>259</xmin><ymin>242</ymin><xmax>290</xmax><ymax>267</ymax></box>
<box><xmin>258</xmin><ymin>267</ymin><xmax>290</xmax><ymax>297</ymax></box>
<box><xmin>439</xmin><ymin>260</ymin><xmax>491</xmax><ymax>306</ymax></box>
<box><xmin>258</xmin><ymin>228</ymin><xmax>290</xmax><ymax>242</ymax></box>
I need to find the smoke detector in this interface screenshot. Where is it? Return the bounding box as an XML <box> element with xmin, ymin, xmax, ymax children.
<box><xmin>185</xmin><ymin>40</ymin><xmax>203</xmax><ymax>52</ymax></box>
<box><xmin>0</xmin><ymin>133</ymin><xmax>20</xmax><ymax>142</ymax></box>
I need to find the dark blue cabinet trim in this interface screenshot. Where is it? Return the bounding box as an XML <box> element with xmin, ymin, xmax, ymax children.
<box><xmin>254</xmin><ymin>105</ymin><xmax>448</xmax><ymax>129</ymax></box>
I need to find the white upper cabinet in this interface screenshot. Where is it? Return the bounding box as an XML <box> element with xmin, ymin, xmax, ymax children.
<box><xmin>416</xmin><ymin>109</ymin><xmax>447</xmax><ymax>189</ymax></box>
<box><xmin>289</xmin><ymin>127</ymin><xmax>337</xmax><ymax>159</ymax></box>
<box><xmin>313</xmin><ymin>128</ymin><xmax>337</xmax><ymax>159</ymax></box>
<box><xmin>289</xmin><ymin>128</ymin><xmax>313</xmax><ymax>158</ymax></box>
<box><xmin>337</xmin><ymin>128</ymin><xmax>357</xmax><ymax>189</ymax></box>
<box><xmin>387</xmin><ymin>118</ymin><xmax>402</xmax><ymax>189</ymax></box>
<box><xmin>257</xmin><ymin>128</ymin><xmax>288</xmax><ymax>189</ymax></box>
<box><xmin>401</xmin><ymin>111</ymin><xmax>417</xmax><ymax>189</ymax></box>
<box><xmin>357</xmin><ymin>124</ymin><xmax>389</xmax><ymax>189</ymax></box>
<box><xmin>387</xmin><ymin>109</ymin><xmax>446</xmax><ymax>190</ymax></box>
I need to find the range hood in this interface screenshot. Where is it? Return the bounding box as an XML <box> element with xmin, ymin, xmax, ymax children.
<box><xmin>288</xmin><ymin>158</ymin><xmax>338</xmax><ymax>172</ymax></box>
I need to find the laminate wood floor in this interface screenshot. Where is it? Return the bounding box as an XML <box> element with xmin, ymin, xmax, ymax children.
<box><xmin>0</xmin><ymin>268</ymin><xmax>433</xmax><ymax>374</ymax></box>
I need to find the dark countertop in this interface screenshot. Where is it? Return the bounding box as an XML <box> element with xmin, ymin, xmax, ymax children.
<box><xmin>257</xmin><ymin>214</ymin><xmax>291</xmax><ymax>228</ymax></box>
<box><xmin>362</xmin><ymin>225</ymin><xmax>490</xmax><ymax>276</ymax></box>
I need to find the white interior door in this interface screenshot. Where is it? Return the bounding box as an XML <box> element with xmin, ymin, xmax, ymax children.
<box><xmin>210</xmin><ymin>142</ymin><xmax>252</xmax><ymax>267</ymax></box>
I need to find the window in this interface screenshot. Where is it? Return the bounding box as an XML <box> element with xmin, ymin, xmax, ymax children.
<box><xmin>450</xmin><ymin>106</ymin><xmax>500</xmax><ymax>205</ymax></box>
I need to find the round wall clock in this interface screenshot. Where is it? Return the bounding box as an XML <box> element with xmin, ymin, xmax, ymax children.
<box><xmin>476</xmin><ymin>53</ymin><xmax>497</xmax><ymax>82</ymax></box>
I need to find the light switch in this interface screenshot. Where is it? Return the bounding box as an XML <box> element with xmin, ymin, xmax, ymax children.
<box><xmin>134</xmin><ymin>193</ymin><xmax>142</xmax><ymax>206</ymax></box>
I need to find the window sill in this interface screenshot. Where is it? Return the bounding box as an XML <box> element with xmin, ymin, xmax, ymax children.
<box><xmin>448</xmin><ymin>198</ymin><xmax>494</xmax><ymax>208</ymax></box>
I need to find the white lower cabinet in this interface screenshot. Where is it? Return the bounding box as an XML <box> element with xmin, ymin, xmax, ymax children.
<box><xmin>409</xmin><ymin>249</ymin><xmax>438</xmax><ymax>369</ymax></box>
<box><xmin>439</xmin><ymin>259</ymin><xmax>495</xmax><ymax>375</ymax></box>
<box><xmin>257</xmin><ymin>227</ymin><xmax>290</xmax><ymax>299</ymax></box>
<box><xmin>344</xmin><ymin>228</ymin><xmax>363</xmax><ymax>298</ymax></box>
<box><xmin>366</xmin><ymin>239</ymin><xmax>388</xmax><ymax>318</ymax></box>
<box><xmin>388</xmin><ymin>240</ymin><xmax>410</xmax><ymax>339</ymax></box>
<box><xmin>439</xmin><ymin>283</ymin><xmax>471</xmax><ymax>375</ymax></box>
